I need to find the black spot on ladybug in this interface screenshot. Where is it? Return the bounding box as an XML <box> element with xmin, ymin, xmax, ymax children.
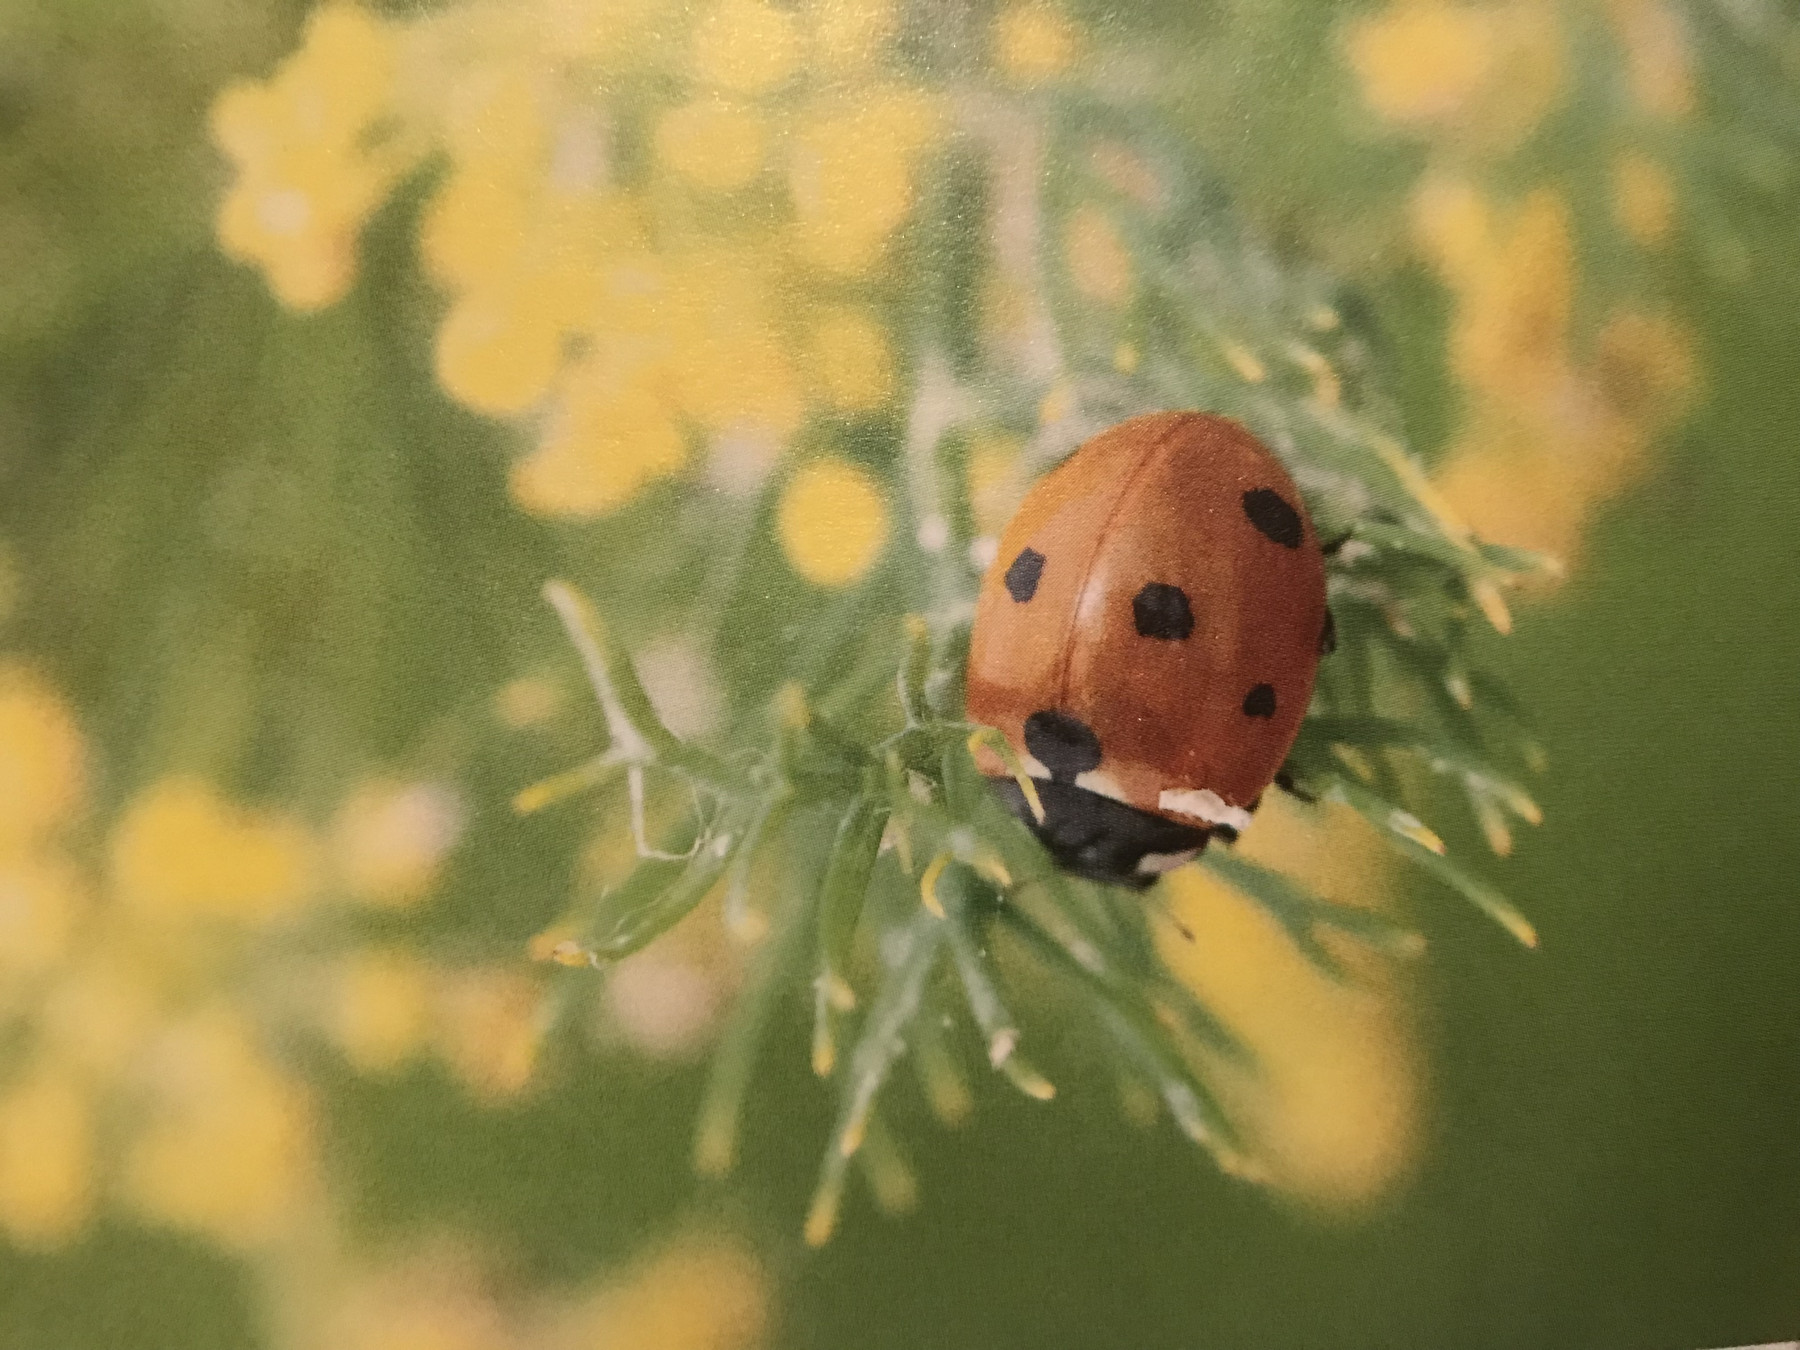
<box><xmin>1320</xmin><ymin>608</ymin><xmax>1337</xmax><ymax>655</ymax></box>
<box><xmin>1023</xmin><ymin>710</ymin><xmax>1103</xmax><ymax>781</ymax></box>
<box><xmin>1242</xmin><ymin>683</ymin><xmax>1277</xmax><ymax>718</ymax></box>
<box><xmin>1242</xmin><ymin>488</ymin><xmax>1303</xmax><ymax>549</ymax></box>
<box><xmin>1004</xmin><ymin>548</ymin><xmax>1046</xmax><ymax>602</ymax></box>
<box><xmin>1132</xmin><ymin>582</ymin><xmax>1194</xmax><ymax>640</ymax></box>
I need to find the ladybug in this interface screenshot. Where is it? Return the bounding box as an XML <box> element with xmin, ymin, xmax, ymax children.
<box><xmin>967</xmin><ymin>411</ymin><xmax>1331</xmax><ymax>888</ymax></box>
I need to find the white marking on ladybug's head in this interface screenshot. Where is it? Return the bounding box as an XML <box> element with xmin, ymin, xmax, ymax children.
<box><xmin>1021</xmin><ymin>752</ymin><xmax>1051</xmax><ymax>779</ymax></box>
<box><xmin>1074</xmin><ymin>768</ymin><xmax>1127</xmax><ymax>802</ymax></box>
<box><xmin>1158</xmin><ymin>788</ymin><xmax>1253</xmax><ymax>835</ymax></box>
<box><xmin>1136</xmin><ymin>848</ymin><xmax>1200</xmax><ymax>876</ymax></box>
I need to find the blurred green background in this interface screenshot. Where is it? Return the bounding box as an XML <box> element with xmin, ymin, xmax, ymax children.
<box><xmin>0</xmin><ymin>1</ymin><xmax>1795</xmax><ymax>1348</ymax></box>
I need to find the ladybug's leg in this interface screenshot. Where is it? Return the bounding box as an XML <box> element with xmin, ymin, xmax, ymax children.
<box><xmin>1274</xmin><ymin>768</ymin><xmax>1317</xmax><ymax>804</ymax></box>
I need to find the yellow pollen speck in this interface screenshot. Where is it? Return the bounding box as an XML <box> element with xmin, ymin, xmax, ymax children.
<box><xmin>777</xmin><ymin>458</ymin><xmax>889</xmax><ymax>587</ymax></box>
<box><xmin>994</xmin><ymin>3</ymin><xmax>1079</xmax><ymax>82</ymax></box>
<box><xmin>495</xmin><ymin>675</ymin><xmax>563</xmax><ymax>728</ymax></box>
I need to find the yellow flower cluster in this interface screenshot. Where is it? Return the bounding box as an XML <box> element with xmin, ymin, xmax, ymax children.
<box><xmin>213</xmin><ymin>0</ymin><xmax>1082</xmax><ymax>587</ymax></box>
<box><xmin>212</xmin><ymin>4</ymin><xmax>410</xmax><ymax>311</ymax></box>
<box><xmin>1347</xmin><ymin>0</ymin><xmax>1696</xmax><ymax>571</ymax></box>
<box><xmin>0</xmin><ymin>664</ymin><xmax>486</xmax><ymax>1254</ymax></box>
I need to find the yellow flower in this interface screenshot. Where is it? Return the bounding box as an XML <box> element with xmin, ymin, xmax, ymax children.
<box><xmin>993</xmin><ymin>3</ymin><xmax>1079</xmax><ymax>83</ymax></box>
<box><xmin>512</xmin><ymin>356</ymin><xmax>689</xmax><ymax>517</ymax></box>
<box><xmin>433</xmin><ymin>967</ymin><xmax>545</xmax><ymax>1102</ymax></box>
<box><xmin>1347</xmin><ymin>1</ymin><xmax>1496</xmax><ymax>125</ymax></box>
<box><xmin>808</xmin><ymin>307</ymin><xmax>895</xmax><ymax>412</ymax></box>
<box><xmin>966</xmin><ymin>431</ymin><xmax>1025</xmax><ymax>538</ymax></box>
<box><xmin>777</xmin><ymin>458</ymin><xmax>888</xmax><ymax>586</ymax></box>
<box><xmin>1408</xmin><ymin>174</ymin><xmax>1492</xmax><ymax>284</ymax></box>
<box><xmin>435</xmin><ymin>283</ymin><xmax>568</xmax><ymax>415</ymax></box>
<box><xmin>1160</xmin><ymin>796</ymin><xmax>1419</xmax><ymax>1209</ymax></box>
<box><xmin>0</xmin><ymin>663</ymin><xmax>84</xmax><ymax>856</ymax></box>
<box><xmin>1449</xmin><ymin>188</ymin><xmax>1574</xmax><ymax>405</ymax></box>
<box><xmin>419</xmin><ymin>167</ymin><xmax>534</xmax><ymax>293</ymax></box>
<box><xmin>0</xmin><ymin>856</ymin><xmax>85</xmax><ymax>976</ymax></box>
<box><xmin>691</xmin><ymin>0</ymin><xmax>803</xmax><ymax>95</ymax></box>
<box><xmin>0</xmin><ymin>1062</ymin><xmax>94</xmax><ymax>1249</ymax></box>
<box><xmin>124</xmin><ymin>1011</ymin><xmax>317</xmax><ymax>1247</ymax></box>
<box><xmin>331</xmin><ymin>779</ymin><xmax>465</xmax><ymax>907</ymax></box>
<box><xmin>1609</xmin><ymin>0</ymin><xmax>1695</xmax><ymax>119</ymax></box>
<box><xmin>553</xmin><ymin>1235</ymin><xmax>769</xmax><ymax>1350</ymax></box>
<box><xmin>1065</xmin><ymin>205</ymin><xmax>1132</xmax><ymax>306</ymax></box>
<box><xmin>657</xmin><ymin>99</ymin><xmax>768</xmax><ymax>193</ymax></box>
<box><xmin>790</xmin><ymin>89</ymin><xmax>941</xmax><ymax>276</ymax></box>
<box><xmin>327</xmin><ymin>949</ymin><xmax>433</xmax><ymax>1075</ymax></box>
<box><xmin>1596</xmin><ymin>310</ymin><xmax>1696</xmax><ymax>428</ymax></box>
<box><xmin>1613</xmin><ymin>150</ymin><xmax>1677</xmax><ymax>247</ymax></box>
<box><xmin>810</xmin><ymin>0</ymin><xmax>898</xmax><ymax>70</ymax></box>
<box><xmin>111</xmin><ymin>778</ymin><xmax>317</xmax><ymax>924</ymax></box>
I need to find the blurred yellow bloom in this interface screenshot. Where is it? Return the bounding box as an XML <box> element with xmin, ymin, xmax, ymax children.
<box><xmin>1450</xmin><ymin>188</ymin><xmax>1574</xmax><ymax>405</ymax></box>
<box><xmin>993</xmin><ymin>3</ymin><xmax>1079</xmax><ymax>83</ymax></box>
<box><xmin>554</xmin><ymin>1234</ymin><xmax>769</xmax><ymax>1350</ymax></box>
<box><xmin>111</xmin><ymin>777</ymin><xmax>317</xmax><ymax>924</ymax></box>
<box><xmin>966</xmin><ymin>431</ymin><xmax>1026</xmax><ymax>539</ymax></box>
<box><xmin>331</xmin><ymin>779</ymin><xmax>466</xmax><ymax>907</ymax></box>
<box><xmin>810</xmin><ymin>0</ymin><xmax>898</xmax><ymax>70</ymax></box>
<box><xmin>419</xmin><ymin>167</ymin><xmax>534</xmax><ymax>294</ymax></box>
<box><xmin>777</xmin><ymin>458</ymin><xmax>889</xmax><ymax>586</ymax></box>
<box><xmin>125</xmin><ymin>1011</ymin><xmax>317</xmax><ymax>1247</ymax></box>
<box><xmin>1347</xmin><ymin>0</ymin><xmax>1563</xmax><ymax>147</ymax></box>
<box><xmin>0</xmin><ymin>662</ymin><xmax>84</xmax><ymax>856</ymax></box>
<box><xmin>433</xmin><ymin>967</ymin><xmax>545</xmax><ymax>1102</ymax></box>
<box><xmin>209</xmin><ymin>4</ymin><xmax>405</xmax><ymax>311</ymax></box>
<box><xmin>1065</xmin><ymin>206</ymin><xmax>1132</xmax><ymax>306</ymax></box>
<box><xmin>1347</xmin><ymin>1</ymin><xmax>1495</xmax><ymax>124</ymax></box>
<box><xmin>1596</xmin><ymin>310</ymin><xmax>1696</xmax><ymax>426</ymax></box>
<box><xmin>512</xmin><ymin>357</ymin><xmax>689</xmax><ymax>517</ymax></box>
<box><xmin>790</xmin><ymin>90</ymin><xmax>941</xmax><ymax>275</ymax></box>
<box><xmin>808</xmin><ymin>307</ymin><xmax>895</xmax><ymax>412</ymax></box>
<box><xmin>1609</xmin><ymin>0</ymin><xmax>1695</xmax><ymax>118</ymax></box>
<box><xmin>691</xmin><ymin>0</ymin><xmax>802</xmax><ymax>95</ymax></box>
<box><xmin>38</xmin><ymin>953</ymin><xmax>159</xmax><ymax>1081</ymax></box>
<box><xmin>1162</xmin><ymin>796</ymin><xmax>1419</xmax><ymax>1209</ymax></box>
<box><xmin>435</xmin><ymin>284</ymin><xmax>568</xmax><ymax>415</ymax></box>
<box><xmin>494</xmin><ymin>675</ymin><xmax>564</xmax><ymax>729</ymax></box>
<box><xmin>1408</xmin><ymin>174</ymin><xmax>1493</xmax><ymax>284</ymax></box>
<box><xmin>0</xmin><ymin>856</ymin><xmax>85</xmax><ymax>976</ymax></box>
<box><xmin>327</xmin><ymin>949</ymin><xmax>433</xmax><ymax>1075</ymax></box>
<box><xmin>1613</xmin><ymin>150</ymin><xmax>1677</xmax><ymax>247</ymax></box>
<box><xmin>0</xmin><ymin>1062</ymin><xmax>94</xmax><ymax>1249</ymax></box>
<box><xmin>321</xmin><ymin>1248</ymin><xmax>512</xmax><ymax>1350</ymax></box>
<box><xmin>658</xmin><ymin>99</ymin><xmax>768</xmax><ymax>192</ymax></box>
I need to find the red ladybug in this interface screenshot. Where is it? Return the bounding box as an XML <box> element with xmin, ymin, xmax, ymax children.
<box><xmin>967</xmin><ymin>411</ymin><xmax>1331</xmax><ymax>887</ymax></box>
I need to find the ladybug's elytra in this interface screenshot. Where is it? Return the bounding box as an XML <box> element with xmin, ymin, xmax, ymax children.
<box><xmin>967</xmin><ymin>411</ymin><xmax>1331</xmax><ymax>888</ymax></box>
